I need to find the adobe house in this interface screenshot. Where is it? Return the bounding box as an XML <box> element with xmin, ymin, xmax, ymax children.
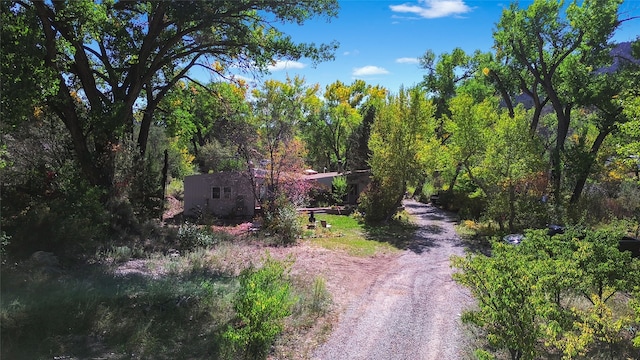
<box><xmin>183</xmin><ymin>171</ymin><xmax>262</xmax><ymax>218</ymax></box>
<box><xmin>303</xmin><ymin>169</ymin><xmax>371</xmax><ymax>205</ymax></box>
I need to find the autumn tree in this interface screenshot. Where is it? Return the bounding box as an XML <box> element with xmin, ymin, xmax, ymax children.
<box><xmin>4</xmin><ymin>0</ymin><xmax>338</xmax><ymax>203</ymax></box>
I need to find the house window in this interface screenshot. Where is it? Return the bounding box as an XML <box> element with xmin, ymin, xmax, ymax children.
<box><xmin>212</xmin><ymin>187</ymin><xmax>221</xmax><ymax>199</ymax></box>
<box><xmin>223</xmin><ymin>187</ymin><xmax>231</xmax><ymax>199</ymax></box>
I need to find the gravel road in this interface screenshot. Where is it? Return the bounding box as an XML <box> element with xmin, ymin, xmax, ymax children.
<box><xmin>312</xmin><ymin>199</ymin><xmax>475</xmax><ymax>360</ymax></box>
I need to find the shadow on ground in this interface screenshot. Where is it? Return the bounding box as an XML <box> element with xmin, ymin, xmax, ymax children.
<box><xmin>1</xmin><ymin>262</ymin><xmax>232</xmax><ymax>360</ymax></box>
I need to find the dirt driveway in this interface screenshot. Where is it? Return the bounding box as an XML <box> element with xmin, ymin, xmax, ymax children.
<box><xmin>311</xmin><ymin>199</ymin><xmax>475</xmax><ymax>360</ymax></box>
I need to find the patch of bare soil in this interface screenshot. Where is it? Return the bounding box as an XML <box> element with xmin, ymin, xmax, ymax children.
<box><xmin>145</xmin><ymin>197</ymin><xmax>474</xmax><ymax>359</ymax></box>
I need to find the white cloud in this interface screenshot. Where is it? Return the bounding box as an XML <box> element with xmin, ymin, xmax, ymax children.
<box><xmin>344</xmin><ymin>49</ymin><xmax>361</xmax><ymax>56</ymax></box>
<box><xmin>267</xmin><ymin>60</ymin><xmax>306</xmax><ymax>72</ymax></box>
<box><xmin>352</xmin><ymin>65</ymin><xmax>390</xmax><ymax>76</ymax></box>
<box><xmin>396</xmin><ymin>57</ymin><xmax>420</xmax><ymax>64</ymax></box>
<box><xmin>390</xmin><ymin>0</ymin><xmax>472</xmax><ymax>19</ymax></box>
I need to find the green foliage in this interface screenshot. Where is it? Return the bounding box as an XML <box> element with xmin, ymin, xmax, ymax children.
<box><xmin>105</xmin><ymin>245</ymin><xmax>134</xmax><ymax>263</ymax></box>
<box><xmin>366</xmin><ymin>86</ymin><xmax>437</xmax><ymax>221</ymax></box>
<box><xmin>167</xmin><ymin>138</ymin><xmax>196</xmax><ymax>179</ymax></box>
<box><xmin>358</xmin><ymin>179</ymin><xmax>400</xmax><ymax>223</ymax></box>
<box><xmin>0</xmin><ymin>232</ymin><xmax>10</xmax><ymax>264</ymax></box>
<box><xmin>452</xmin><ymin>243</ymin><xmax>543</xmax><ymax>360</ymax></box>
<box><xmin>331</xmin><ymin>175</ymin><xmax>348</xmax><ymax>205</ymax></box>
<box><xmin>263</xmin><ymin>196</ymin><xmax>303</xmax><ymax>245</ymax></box>
<box><xmin>166</xmin><ymin>178</ymin><xmax>184</xmax><ymax>199</ymax></box>
<box><xmin>224</xmin><ymin>255</ymin><xmax>295</xmax><ymax>360</ymax></box>
<box><xmin>0</xmin><ymin>266</ymin><xmax>235</xmax><ymax>359</ymax></box>
<box><xmin>4</xmin><ymin>180</ymin><xmax>109</xmax><ymax>257</ymax></box>
<box><xmin>492</xmin><ymin>0</ymin><xmax>627</xmax><ymax>207</ymax></box>
<box><xmin>4</xmin><ymin>0</ymin><xmax>338</xmax><ymax>229</ymax></box>
<box><xmin>197</xmin><ymin>140</ymin><xmax>245</xmax><ymax>173</ymax></box>
<box><xmin>0</xmin><ymin>2</ymin><xmax>58</xmax><ymax>126</ymax></box>
<box><xmin>453</xmin><ymin>228</ymin><xmax>640</xmax><ymax>359</ymax></box>
<box><xmin>177</xmin><ymin>223</ymin><xmax>220</xmax><ymax>250</ymax></box>
<box><xmin>301</xmin><ymin>80</ymin><xmax>379</xmax><ymax>171</ymax></box>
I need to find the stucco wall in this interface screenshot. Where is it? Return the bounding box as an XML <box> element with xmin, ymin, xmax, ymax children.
<box><xmin>184</xmin><ymin>172</ymin><xmax>256</xmax><ymax>217</ymax></box>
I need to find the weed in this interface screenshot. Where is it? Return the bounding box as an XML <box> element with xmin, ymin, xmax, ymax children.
<box><xmin>309</xmin><ymin>276</ymin><xmax>331</xmax><ymax>316</ymax></box>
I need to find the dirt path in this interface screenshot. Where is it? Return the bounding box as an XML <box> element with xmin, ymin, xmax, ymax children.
<box><xmin>312</xmin><ymin>199</ymin><xmax>475</xmax><ymax>360</ymax></box>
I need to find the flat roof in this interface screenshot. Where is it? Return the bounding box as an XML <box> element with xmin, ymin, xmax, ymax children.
<box><xmin>303</xmin><ymin>171</ymin><xmax>341</xmax><ymax>180</ymax></box>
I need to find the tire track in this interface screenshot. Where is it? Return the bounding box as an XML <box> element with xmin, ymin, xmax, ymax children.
<box><xmin>312</xmin><ymin>200</ymin><xmax>474</xmax><ymax>360</ymax></box>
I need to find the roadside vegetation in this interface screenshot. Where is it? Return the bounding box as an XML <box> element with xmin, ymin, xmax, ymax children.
<box><xmin>452</xmin><ymin>226</ymin><xmax>640</xmax><ymax>360</ymax></box>
<box><xmin>0</xmin><ymin>209</ymin><xmax>415</xmax><ymax>359</ymax></box>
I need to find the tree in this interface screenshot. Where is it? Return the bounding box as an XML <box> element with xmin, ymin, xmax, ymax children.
<box><xmin>301</xmin><ymin>80</ymin><xmax>377</xmax><ymax>171</ymax></box>
<box><xmin>363</xmin><ymin>87</ymin><xmax>437</xmax><ymax>222</ymax></box>
<box><xmin>6</xmin><ymin>0</ymin><xmax>338</xmax><ymax>202</ymax></box>
<box><xmin>252</xmin><ymin>76</ymin><xmax>319</xmax><ymax>204</ymax></box>
<box><xmin>420</xmin><ymin>48</ymin><xmax>476</xmax><ymax>120</ymax></box>
<box><xmin>346</xmin><ymin>86</ymin><xmax>388</xmax><ymax>171</ymax></box>
<box><xmin>565</xmin><ymin>40</ymin><xmax>640</xmax><ymax>204</ymax></box>
<box><xmin>439</xmin><ymin>94</ymin><xmax>494</xmax><ymax>197</ymax></box>
<box><xmin>0</xmin><ymin>2</ymin><xmax>57</xmax><ymax>127</ymax></box>
<box><xmin>480</xmin><ymin>106</ymin><xmax>546</xmax><ymax>232</ymax></box>
<box><xmin>158</xmin><ymin>80</ymin><xmax>253</xmax><ymax>172</ymax></box>
<box><xmin>493</xmin><ymin>0</ymin><xmax>625</xmax><ymax>207</ymax></box>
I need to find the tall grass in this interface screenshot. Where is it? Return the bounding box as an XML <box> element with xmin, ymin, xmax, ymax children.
<box><xmin>1</xmin><ymin>245</ymin><xmax>333</xmax><ymax>359</ymax></box>
<box><xmin>0</xmin><ymin>264</ymin><xmax>235</xmax><ymax>359</ymax></box>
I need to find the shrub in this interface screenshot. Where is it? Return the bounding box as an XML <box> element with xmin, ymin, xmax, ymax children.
<box><xmin>107</xmin><ymin>245</ymin><xmax>133</xmax><ymax>263</ymax></box>
<box><xmin>224</xmin><ymin>255</ymin><xmax>295</xmax><ymax>359</ymax></box>
<box><xmin>331</xmin><ymin>175</ymin><xmax>348</xmax><ymax>205</ymax></box>
<box><xmin>176</xmin><ymin>222</ymin><xmax>219</xmax><ymax>250</ymax></box>
<box><xmin>263</xmin><ymin>196</ymin><xmax>302</xmax><ymax>245</ymax></box>
<box><xmin>357</xmin><ymin>179</ymin><xmax>399</xmax><ymax>223</ymax></box>
<box><xmin>1</xmin><ymin>232</ymin><xmax>10</xmax><ymax>264</ymax></box>
<box><xmin>166</xmin><ymin>178</ymin><xmax>184</xmax><ymax>199</ymax></box>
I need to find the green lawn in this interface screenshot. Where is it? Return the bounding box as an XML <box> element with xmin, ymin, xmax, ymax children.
<box><xmin>304</xmin><ymin>213</ymin><xmax>417</xmax><ymax>257</ymax></box>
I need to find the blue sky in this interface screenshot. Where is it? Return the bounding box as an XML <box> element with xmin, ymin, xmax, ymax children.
<box><xmin>218</xmin><ymin>0</ymin><xmax>640</xmax><ymax>94</ymax></box>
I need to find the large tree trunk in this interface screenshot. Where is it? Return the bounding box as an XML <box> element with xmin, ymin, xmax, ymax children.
<box><xmin>569</xmin><ymin>128</ymin><xmax>611</xmax><ymax>204</ymax></box>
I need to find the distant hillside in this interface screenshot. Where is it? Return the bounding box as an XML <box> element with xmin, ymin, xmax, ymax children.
<box><xmin>600</xmin><ymin>41</ymin><xmax>640</xmax><ymax>74</ymax></box>
<box><xmin>511</xmin><ymin>41</ymin><xmax>639</xmax><ymax>109</ymax></box>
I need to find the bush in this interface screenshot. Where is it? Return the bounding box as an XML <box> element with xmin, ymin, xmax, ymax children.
<box><xmin>166</xmin><ymin>178</ymin><xmax>184</xmax><ymax>199</ymax></box>
<box><xmin>331</xmin><ymin>176</ymin><xmax>348</xmax><ymax>205</ymax></box>
<box><xmin>176</xmin><ymin>222</ymin><xmax>219</xmax><ymax>250</ymax></box>
<box><xmin>5</xmin><ymin>181</ymin><xmax>109</xmax><ymax>257</ymax></box>
<box><xmin>357</xmin><ymin>179</ymin><xmax>400</xmax><ymax>223</ymax></box>
<box><xmin>224</xmin><ymin>255</ymin><xmax>295</xmax><ymax>359</ymax></box>
<box><xmin>1</xmin><ymin>232</ymin><xmax>10</xmax><ymax>264</ymax></box>
<box><xmin>263</xmin><ymin>196</ymin><xmax>302</xmax><ymax>245</ymax></box>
